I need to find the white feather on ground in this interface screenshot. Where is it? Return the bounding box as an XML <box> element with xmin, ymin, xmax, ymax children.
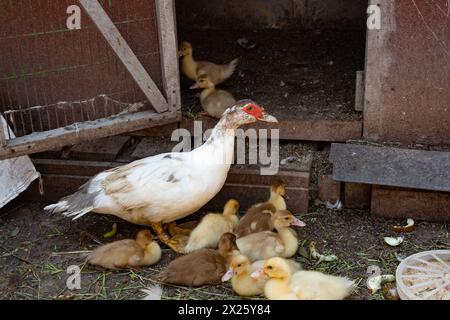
<box><xmin>141</xmin><ymin>285</ymin><xmax>163</xmax><ymax>300</ymax></box>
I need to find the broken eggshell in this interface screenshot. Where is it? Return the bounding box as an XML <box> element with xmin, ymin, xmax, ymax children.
<box><xmin>384</xmin><ymin>237</ymin><xmax>404</xmax><ymax>247</ymax></box>
<box><xmin>392</xmin><ymin>218</ymin><xmax>415</xmax><ymax>233</ymax></box>
<box><xmin>367</xmin><ymin>275</ymin><xmax>396</xmax><ymax>294</ymax></box>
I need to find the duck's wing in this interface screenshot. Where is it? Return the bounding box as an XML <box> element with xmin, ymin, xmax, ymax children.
<box><xmin>101</xmin><ymin>153</ymin><xmax>194</xmax><ymax>211</ymax></box>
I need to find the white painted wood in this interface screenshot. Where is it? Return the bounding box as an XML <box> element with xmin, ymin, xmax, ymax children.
<box><xmin>155</xmin><ymin>0</ymin><xmax>182</xmax><ymax>116</ymax></box>
<box><xmin>0</xmin><ymin>111</ymin><xmax>177</xmax><ymax>160</ymax></box>
<box><xmin>78</xmin><ymin>0</ymin><xmax>169</xmax><ymax>113</ymax></box>
<box><xmin>0</xmin><ymin>115</ymin><xmax>6</xmax><ymax>146</ymax></box>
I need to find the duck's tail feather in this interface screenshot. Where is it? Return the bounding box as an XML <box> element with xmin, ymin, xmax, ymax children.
<box><xmin>44</xmin><ymin>184</ymin><xmax>100</xmax><ymax>220</ymax></box>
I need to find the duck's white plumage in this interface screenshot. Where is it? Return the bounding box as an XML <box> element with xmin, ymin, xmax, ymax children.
<box><xmin>45</xmin><ymin>118</ymin><xmax>236</xmax><ymax>225</ymax></box>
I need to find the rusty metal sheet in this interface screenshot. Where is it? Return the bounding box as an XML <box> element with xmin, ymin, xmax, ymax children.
<box><xmin>364</xmin><ymin>0</ymin><xmax>450</xmax><ymax>145</ymax></box>
<box><xmin>330</xmin><ymin>143</ymin><xmax>450</xmax><ymax>192</ymax></box>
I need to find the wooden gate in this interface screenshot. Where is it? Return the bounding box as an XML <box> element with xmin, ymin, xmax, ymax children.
<box><xmin>0</xmin><ymin>0</ymin><xmax>180</xmax><ymax>160</ymax></box>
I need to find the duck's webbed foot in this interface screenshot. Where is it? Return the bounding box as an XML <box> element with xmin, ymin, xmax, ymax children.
<box><xmin>167</xmin><ymin>221</ymin><xmax>198</xmax><ymax>237</ymax></box>
<box><xmin>151</xmin><ymin>222</ymin><xmax>187</xmax><ymax>254</ymax></box>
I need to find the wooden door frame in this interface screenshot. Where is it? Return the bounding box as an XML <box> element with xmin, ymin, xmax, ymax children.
<box><xmin>0</xmin><ymin>0</ymin><xmax>181</xmax><ymax>160</ymax></box>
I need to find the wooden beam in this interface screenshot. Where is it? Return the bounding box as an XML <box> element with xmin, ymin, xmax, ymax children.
<box><xmin>330</xmin><ymin>143</ymin><xmax>450</xmax><ymax>192</ymax></box>
<box><xmin>0</xmin><ymin>111</ymin><xmax>177</xmax><ymax>160</ymax></box>
<box><xmin>78</xmin><ymin>0</ymin><xmax>169</xmax><ymax>113</ymax></box>
<box><xmin>155</xmin><ymin>0</ymin><xmax>182</xmax><ymax>116</ymax></box>
<box><xmin>354</xmin><ymin>70</ymin><xmax>365</xmax><ymax>111</ymax></box>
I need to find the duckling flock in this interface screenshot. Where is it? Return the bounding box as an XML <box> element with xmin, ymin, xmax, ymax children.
<box><xmin>45</xmin><ymin>42</ymin><xmax>356</xmax><ymax>300</ymax></box>
<box><xmin>86</xmin><ymin>181</ymin><xmax>355</xmax><ymax>300</ymax></box>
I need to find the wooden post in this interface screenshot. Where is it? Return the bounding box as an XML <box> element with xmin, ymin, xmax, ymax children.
<box><xmin>78</xmin><ymin>0</ymin><xmax>169</xmax><ymax>113</ymax></box>
<box><xmin>155</xmin><ymin>0</ymin><xmax>182</xmax><ymax>116</ymax></box>
<box><xmin>354</xmin><ymin>70</ymin><xmax>365</xmax><ymax>111</ymax></box>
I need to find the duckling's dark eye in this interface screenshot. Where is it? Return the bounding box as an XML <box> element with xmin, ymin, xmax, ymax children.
<box><xmin>237</xmin><ymin>264</ymin><xmax>242</xmax><ymax>267</ymax></box>
<box><xmin>268</xmin><ymin>266</ymin><xmax>273</xmax><ymax>270</ymax></box>
<box><xmin>285</xmin><ymin>217</ymin><xmax>289</xmax><ymax>220</ymax></box>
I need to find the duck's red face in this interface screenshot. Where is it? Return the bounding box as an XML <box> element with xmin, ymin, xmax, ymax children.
<box><xmin>242</xmin><ymin>102</ymin><xmax>278</xmax><ymax>123</ymax></box>
<box><xmin>243</xmin><ymin>103</ymin><xmax>263</xmax><ymax>119</ymax></box>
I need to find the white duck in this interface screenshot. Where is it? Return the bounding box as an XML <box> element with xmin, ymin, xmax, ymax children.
<box><xmin>45</xmin><ymin>100</ymin><xmax>277</xmax><ymax>253</ymax></box>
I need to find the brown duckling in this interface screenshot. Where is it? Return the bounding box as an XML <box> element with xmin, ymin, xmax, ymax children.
<box><xmin>157</xmin><ymin>233</ymin><xmax>238</xmax><ymax>287</ymax></box>
<box><xmin>191</xmin><ymin>74</ymin><xmax>237</xmax><ymax>119</ymax></box>
<box><xmin>185</xmin><ymin>199</ymin><xmax>240</xmax><ymax>253</ymax></box>
<box><xmin>87</xmin><ymin>230</ymin><xmax>161</xmax><ymax>270</ymax></box>
<box><xmin>235</xmin><ymin>180</ymin><xmax>287</xmax><ymax>238</ymax></box>
<box><xmin>179</xmin><ymin>41</ymin><xmax>238</xmax><ymax>85</ymax></box>
<box><xmin>236</xmin><ymin>210</ymin><xmax>305</xmax><ymax>262</ymax></box>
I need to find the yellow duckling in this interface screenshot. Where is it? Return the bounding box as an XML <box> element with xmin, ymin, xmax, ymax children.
<box><xmin>236</xmin><ymin>210</ymin><xmax>305</xmax><ymax>261</ymax></box>
<box><xmin>235</xmin><ymin>180</ymin><xmax>287</xmax><ymax>238</ymax></box>
<box><xmin>191</xmin><ymin>74</ymin><xmax>237</xmax><ymax>119</ymax></box>
<box><xmin>179</xmin><ymin>41</ymin><xmax>238</xmax><ymax>85</ymax></box>
<box><xmin>87</xmin><ymin>230</ymin><xmax>161</xmax><ymax>270</ymax></box>
<box><xmin>222</xmin><ymin>254</ymin><xmax>302</xmax><ymax>297</ymax></box>
<box><xmin>185</xmin><ymin>199</ymin><xmax>240</xmax><ymax>253</ymax></box>
<box><xmin>253</xmin><ymin>257</ymin><xmax>355</xmax><ymax>300</ymax></box>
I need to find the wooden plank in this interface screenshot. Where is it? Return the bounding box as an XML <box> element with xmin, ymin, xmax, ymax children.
<box><xmin>131</xmin><ymin>137</ymin><xmax>178</xmax><ymax>160</ymax></box>
<box><xmin>354</xmin><ymin>70</ymin><xmax>365</xmax><ymax>111</ymax></box>
<box><xmin>155</xmin><ymin>0</ymin><xmax>182</xmax><ymax>116</ymax></box>
<box><xmin>31</xmin><ymin>158</ymin><xmax>311</xmax><ymax>189</ymax></box>
<box><xmin>0</xmin><ymin>110</ymin><xmax>177</xmax><ymax>160</ymax></box>
<box><xmin>372</xmin><ymin>186</ymin><xmax>450</xmax><ymax>222</ymax></box>
<box><xmin>179</xmin><ymin>116</ymin><xmax>362</xmax><ymax>142</ymax></box>
<box><xmin>23</xmin><ymin>165</ymin><xmax>310</xmax><ymax>214</ymax></box>
<box><xmin>207</xmin><ymin>183</ymin><xmax>309</xmax><ymax>215</ymax></box>
<box><xmin>70</xmin><ymin>136</ymin><xmax>131</xmax><ymax>161</ymax></box>
<box><xmin>78</xmin><ymin>0</ymin><xmax>169</xmax><ymax>113</ymax></box>
<box><xmin>330</xmin><ymin>143</ymin><xmax>450</xmax><ymax>192</ymax></box>
<box><xmin>318</xmin><ymin>175</ymin><xmax>341</xmax><ymax>203</ymax></box>
<box><xmin>31</xmin><ymin>159</ymin><xmax>120</xmax><ymax>176</ymax></box>
<box><xmin>345</xmin><ymin>183</ymin><xmax>372</xmax><ymax>209</ymax></box>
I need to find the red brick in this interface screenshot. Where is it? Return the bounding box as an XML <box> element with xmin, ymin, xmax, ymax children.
<box><xmin>372</xmin><ymin>186</ymin><xmax>450</xmax><ymax>222</ymax></box>
<box><xmin>345</xmin><ymin>183</ymin><xmax>372</xmax><ymax>209</ymax></box>
<box><xmin>318</xmin><ymin>175</ymin><xmax>341</xmax><ymax>203</ymax></box>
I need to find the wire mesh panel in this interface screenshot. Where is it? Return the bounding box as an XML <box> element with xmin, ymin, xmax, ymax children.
<box><xmin>0</xmin><ymin>0</ymin><xmax>177</xmax><ymax>144</ymax></box>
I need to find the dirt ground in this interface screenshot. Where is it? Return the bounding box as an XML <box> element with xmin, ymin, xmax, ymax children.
<box><xmin>178</xmin><ymin>27</ymin><xmax>365</xmax><ymax>121</ymax></box>
<box><xmin>0</xmin><ymin>199</ymin><xmax>448</xmax><ymax>300</ymax></box>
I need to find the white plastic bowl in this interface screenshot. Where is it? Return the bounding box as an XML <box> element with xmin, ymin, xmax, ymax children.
<box><xmin>396</xmin><ymin>250</ymin><xmax>450</xmax><ymax>300</ymax></box>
